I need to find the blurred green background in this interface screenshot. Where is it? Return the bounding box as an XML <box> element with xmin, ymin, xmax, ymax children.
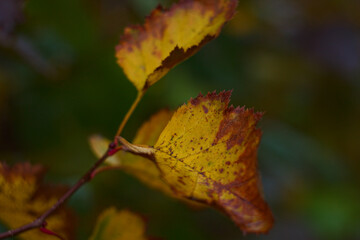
<box><xmin>1</xmin><ymin>0</ymin><xmax>360</xmax><ymax>239</ymax></box>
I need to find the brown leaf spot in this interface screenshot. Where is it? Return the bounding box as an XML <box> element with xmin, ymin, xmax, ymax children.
<box><xmin>206</xmin><ymin>90</ymin><xmax>232</xmax><ymax>104</ymax></box>
<box><xmin>202</xmin><ymin>105</ymin><xmax>209</xmax><ymax>113</ymax></box>
<box><xmin>178</xmin><ymin>177</ymin><xmax>186</xmax><ymax>185</ymax></box>
<box><xmin>190</xmin><ymin>97</ymin><xmax>201</xmax><ymax>106</ymax></box>
<box><xmin>214</xmin><ymin>106</ymin><xmax>262</xmax><ymax>150</ymax></box>
<box><xmin>152</xmin><ymin>49</ymin><xmax>162</xmax><ymax>58</ymax></box>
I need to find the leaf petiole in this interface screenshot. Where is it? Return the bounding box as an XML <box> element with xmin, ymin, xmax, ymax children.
<box><xmin>115</xmin><ymin>90</ymin><xmax>145</xmax><ymax>139</ymax></box>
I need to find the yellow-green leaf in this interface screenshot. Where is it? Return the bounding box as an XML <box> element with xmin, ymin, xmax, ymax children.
<box><xmin>119</xmin><ymin>91</ymin><xmax>274</xmax><ymax>233</ymax></box>
<box><xmin>89</xmin><ymin>208</ymin><xmax>149</xmax><ymax>240</ymax></box>
<box><xmin>116</xmin><ymin>0</ymin><xmax>237</xmax><ymax>91</ymax></box>
<box><xmin>0</xmin><ymin>162</ymin><xmax>75</xmax><ymax>240</ymax></box>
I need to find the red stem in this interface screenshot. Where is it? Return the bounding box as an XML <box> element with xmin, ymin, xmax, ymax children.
<box><xmin>0</xmin><ymin>145</ymin><xmax>113</xmax><ymax>239</ymax></box>
<box><xmin>40</xmin><ymin>224</ymin><xmax>64</xmax><ymax>240</ymax></box>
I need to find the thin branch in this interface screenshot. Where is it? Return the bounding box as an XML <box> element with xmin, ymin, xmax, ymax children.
<box><xmin>0</xmin><ymin>144</ymin><xmax>114</xmax><ymax>239</ymax></box>
<box><xmin>0</xmin><ymin>86</ymin><xmax>143</xmax><ymax>238</ymax></box>
<box><xmin>114</xmin><ymin>90</ymin><xmax>145</xmax><ymax>139</ymax></box>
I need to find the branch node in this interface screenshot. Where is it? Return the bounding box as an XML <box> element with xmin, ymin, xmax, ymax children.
<box><xmin>39</xmin><ymin>223</ymin><xmax>64</xmax><ymax>240</ymax></box>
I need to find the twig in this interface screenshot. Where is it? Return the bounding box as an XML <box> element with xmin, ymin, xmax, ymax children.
<box><xmin>0</xmin><ymin>143</ymin><xmax>115</xmax><ymax>239</ymax></box>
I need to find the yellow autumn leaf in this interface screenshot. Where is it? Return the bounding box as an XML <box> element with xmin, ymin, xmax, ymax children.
<box><xmin>89</xmin><ymin>109</ymin><xmax>174</xmax><ymax>196</ymax></box>
<box><xmin>116</xmin><ymin>0</ymin><xmax>237</xmax><ymax>91</ymax></box>
<box><xmin>89</xmin><ymin>207</ymin><xmax>149</xmax><ymax>240</ymax></box>
<box><xmin>118</xmin><ymin>91</ymin><xmax>274</xmax><ymax>234</ymax></box>
<box><xmin>0</xmin><ymin>162</ymin><xmax>75</xmax><ymax>240</ymax></box>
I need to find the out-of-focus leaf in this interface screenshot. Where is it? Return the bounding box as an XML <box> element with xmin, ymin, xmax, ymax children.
<box><xmin>115</xmin><ymin>0</ymin><xmax>237</xmax><ymax>91</ymax></box>
<box><xmin>90</xmin><ymin>110</ymin><xmax>175</xmax><ymax>196</ymax></box>
<box><xmin>89</xmin><ymin>207</ymin><xmax>150</xmax><ymax>240</ymax></box>
<box><xmin>0</xmin><ymin>162</ymin><xmax>75</xmax><ymax>240</ymax></box>
<box><xmin>119</xmin><ymin>91</ymin><xmax>274</xmax><ymax>233</ymax></box>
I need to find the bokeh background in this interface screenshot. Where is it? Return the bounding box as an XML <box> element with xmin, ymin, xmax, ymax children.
<box><xmin>1</xmin><ymin>0</ymin><xmax>360</xmax><ymax>239</ymax></box>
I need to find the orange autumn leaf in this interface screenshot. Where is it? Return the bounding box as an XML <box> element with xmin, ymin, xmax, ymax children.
<box><xmin>89</xmin><ymin>207</ymin><xmax>151</xmax><ymax>240</ymax></box>
<box><xmin>119</xmin><ymin>91</ymin><xmax>274</xmax><ymax>233</ymax></box>
<box><xmin>0</xmin><ymin>162</ymin><xmax>75</xmax><ymax>240</ymax></box>
<box><xmin>116</xmin><ymin>0</ymin><xmax>237</xmax><ymax>91</ymax></box>
<box><xmin>90</xmin><ymin>110</ymin><xmax>174</xmax><ymax>196</ymax></box>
